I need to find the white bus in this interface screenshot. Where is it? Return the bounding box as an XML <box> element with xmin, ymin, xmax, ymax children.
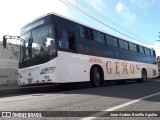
<box><xmin>157</xmin><ymin>56</ymin><xmax>160</xmax><ymax>78</ymax></box>
<box><xmin>15</xmin><ymin>13</ymin><xmax>158</xmax><ymax>87</ymax></box>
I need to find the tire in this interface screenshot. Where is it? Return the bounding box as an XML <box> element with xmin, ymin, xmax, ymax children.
<box><xmin>141</xmin><ymin>69</ymin><xmax>147</xmax><ymax>82</ymax></box>
<box><xmin>90</xmin><ymin>67</ymin><xmax>101</xmax><ymax>87</ymax></box>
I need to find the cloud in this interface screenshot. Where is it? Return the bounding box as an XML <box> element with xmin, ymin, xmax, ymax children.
<box><xmin>131</xmin><ymin>0</ymin><xmax>160</xmax><ymax>8</ymax></box>
<box><xmin>151</xmin><ymin>43</ymin><xmax>160</xmax><ymax>57</ymax></box>
<box><xmin>131</xmin><ymin>0</ymin><xmax>149</xmax><ymax>9</ymax></box>
<box><xmin>152</xmin><ymin>0</ymin><xmax>160</xmax><ymax>6</ymax></box>
<box><xmin>116</xmin><ymin>1</ymin><xmax>136</xmax><ymax>21</ymax></box>
<box><xmin>0</xmin><ymin>0</ymin><xmax>75</xmax><ymax>39</ymax></box>
<box><xmin>89</xmin><ymin>0</ymin><xmax>105</xmax><ymax>11</ymax></box>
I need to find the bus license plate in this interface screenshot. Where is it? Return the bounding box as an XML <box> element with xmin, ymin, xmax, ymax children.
<box><xmin>28</xmin><ymin>79</ymin><xmax>32</xmax><ymax>84</ymax></box>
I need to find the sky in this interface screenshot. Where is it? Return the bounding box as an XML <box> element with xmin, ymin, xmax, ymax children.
<box><xmin>0</xmin><ymin>0</ymin><xmax>160</xmax><ymax>56</ymax></box>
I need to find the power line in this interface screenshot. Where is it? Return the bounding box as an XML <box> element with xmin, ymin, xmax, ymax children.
<box><xmin>59</xmin><ymin>0</ymin><xmax>150</xmax><ymax>45</ymax></box>
<box><xmin>77</xmin><ymin>0</ymin><xmax>147</xmax><ymax>42</ymax></box>
<box><xmin>57</xmin><ymin>0</ymin><xmax>96</xmax><ymax>25</ymax></box>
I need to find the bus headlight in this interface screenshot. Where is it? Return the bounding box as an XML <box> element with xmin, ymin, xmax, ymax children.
<box><xmin>40</xmin><ymin>67</ymin><xmax>56</xmax><ymax>75</ymax></box>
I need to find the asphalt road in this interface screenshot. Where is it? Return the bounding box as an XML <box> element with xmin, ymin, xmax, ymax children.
<box><xmin>0</xmin><ymin>79</ymin><xmax>160</xmax><ymax>120</ymax></box>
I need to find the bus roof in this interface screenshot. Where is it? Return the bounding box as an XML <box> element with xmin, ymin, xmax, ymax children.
<box><xmin>21</xmin><ymin>12</ymin><xmax>153</xmax><ymax>49</ymax></box>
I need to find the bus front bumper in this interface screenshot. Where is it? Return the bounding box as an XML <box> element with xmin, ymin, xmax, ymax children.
<box><xmin>18</xmin><ymin>74</ymin><xmax>56</xmax><ymax>86</ymax></box>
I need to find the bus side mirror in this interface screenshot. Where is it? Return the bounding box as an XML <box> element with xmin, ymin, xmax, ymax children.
<box><xmin>3</xmin><ymin>36</ymin><xmax>7</xmax><ymax>48</ymax></box>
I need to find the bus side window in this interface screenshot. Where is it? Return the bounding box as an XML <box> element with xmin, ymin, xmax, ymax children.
<box><xmin>76</xmin><ymin>25</ymin><xmax>85</xmax><ymax>38</ymax></box>
<box><xmin>139</xmin><ymin>46</ymin><xmax>144</xmax><ymax>54</ymax></box>
<box><xmin>150</xmin><ymin>50</ymin><xmax>154</xmax><ymax>56</ymax></box>
<box><xmin>106</xmin><ymin>34</ymin><xmax>118</xmax><ymax>47</ymax></box>
<box><xmin>153</xmin><ymin>50</ymin><xmax>156</xmax><ymax>56</ymax></box>
<box><xmin>59</xmin><ymin>30</ymin><xmax>69</xmax><ymax>49</ymax></box>
<box><xmin>100</xmin><ymin>33</ymin><xmax>105</xmax><ymax>43</ymax></box>
<box><xmin>129</xmin><ymin>42</ymin><xmax>137</xmax><ymax>51</ymax></box>
<box><xmin>90</xmin><ymin>29</ymin><xmax>94</xmax><ymax>40</ymax></box>
<box><xmin>119</xmin><ymin>39</ymin><xmax>128</xmax><ymax>49</ymax></box>
<box><xmin>106</xmin><ymin>34</ymin><xmax>112</xmax><ymax>46</ymax></box>
<box><xmin>151</xmin><ymin>50</ymin><xmax>156</xmax><ymax>57</ymax></box>
<box><xmin>144</xmin><ymin>48</ymin><xmax>150</xmax><ymax>55</ymax></box>
<box><xmin>68</xmin><ymin>32</ymin><xmax>76</xmax><ymax>51</ymax></box>
<box><xmin>84</xmin><ymin>27</ymin><xmax>90</xmax><ymax>40</ymax></box>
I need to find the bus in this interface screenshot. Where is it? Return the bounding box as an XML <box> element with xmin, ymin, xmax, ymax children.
<box><xmin>158</xmin><ymin>61</ymin><xmax>160</xmax><ymax>78</ymax></box>
<box><xmin>157</xmin><ymin>56</ymin><xmax>160</xmax><ymax>78</ymax></box>
<box><xmin>15</xmin><ymin>13</ymin><xmax>157</xmax><ymax>87</ymax></box>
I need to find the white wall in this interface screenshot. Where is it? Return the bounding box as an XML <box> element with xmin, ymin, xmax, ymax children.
<box><xmin>0</xmin><ymin>41</ymin><xmax>19</xmax><ymax>85</ymax></box>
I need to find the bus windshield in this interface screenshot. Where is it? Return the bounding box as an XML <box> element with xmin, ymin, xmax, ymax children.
<box><xmin>19</xmin><ymin>24</ymin><xmax>56</xmax><ymax>68</ymax></box>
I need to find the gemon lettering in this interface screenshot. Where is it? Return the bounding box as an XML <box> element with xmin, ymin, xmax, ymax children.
<box><xmin>106</xmin><ymin>61</ymin><xmax>141</xmax><ymax>75</ymax></box>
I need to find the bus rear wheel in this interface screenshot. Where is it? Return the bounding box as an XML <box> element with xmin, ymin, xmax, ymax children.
<box><xmin>141</xmin><ymin>69</ymin><xmax>147</xmax><ymax>82</ymax></box>
<box><xmin>90</xmin><ymin>67</ymin><xmax>101</xmax><ymax>87</ymax></box>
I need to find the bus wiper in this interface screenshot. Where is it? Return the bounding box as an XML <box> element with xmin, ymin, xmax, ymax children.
<box><xmin>22</xmin><ymin>43</ymin><xmax>26</xmax><ymax>62</ymax></box>
<box><xmin>28</xmin><ymin>38</ymin><xmax>33</xmax><ymax>59</ymax></box>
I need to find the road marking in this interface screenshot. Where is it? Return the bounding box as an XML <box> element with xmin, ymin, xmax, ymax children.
<box><xmin>81</xmin><ymin>91</ymin><xmax>160</xmax><ymax>120</ymax></box>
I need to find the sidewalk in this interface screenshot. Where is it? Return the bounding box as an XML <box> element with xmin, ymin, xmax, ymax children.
<box><xmin>0</xmin><ymin>85</ymin><xmax>18</xmax><ymax>89</ymax></box>
<box><xmin>0</xmin><ymin>84</ymin><xmax>59</xmax><ymax>97</ymax></box>
<box><xmin>0</xmin><ymin>85</ymin><xmax>20</xmax><ymax>96</ymax></box>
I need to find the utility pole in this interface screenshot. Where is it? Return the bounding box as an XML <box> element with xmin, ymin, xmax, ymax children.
<box><xmin>156</xmin><ymin>32</ymin><xmax>160</xmax><ymax>66</ymax></box>
<box><xmin>157</xmin><ymin>32</ymin><xmax>160</xmax><ymax>42</ymax></box>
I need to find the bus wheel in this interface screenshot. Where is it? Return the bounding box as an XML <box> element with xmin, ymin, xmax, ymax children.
<box><xmin>141</xmin><ymin>69</ymin><xmax>147</xmax><ymax>82</ymax></box>
<box><xmin>90</xmin><ymin>67</ymin><xmax>101</xmax><ymax>87</ymax></box>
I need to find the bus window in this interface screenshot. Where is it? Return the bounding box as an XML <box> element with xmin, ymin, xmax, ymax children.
<box><xmin>100</xmin><ymin>33</ymin><xmax>105</xmax><ymax>43</ymax></box>
<box><xmin>129</xmin><ymin>42</ymin><xmax>137</xmax><ymax>52</ymax></box>
<box><xmin>150</xmin><ymin>50</ymin><xmax>154</xmax><ymax>56</ymax></box>
<box><xmin>84</xmin><ymin>27</ymin><xmax>90</xmax><ymax>40</ymax></box>
<box><xmin>153</xmin><ymin>50</ymin><xmax>156</xmax><ymax>56</ymax></box>
<box><xmin>95</xmin><ymin>31</ymin><xmax>105</xmax><ymax>43</ymax></box>
<box><xmin>106</xmin><ymin>35</ymin><xmax>118</xmax><ymax>47</ymax></box>
<box><xmin>151</xmin><ymin>50</ymin><xmax>156</xmax><ymax>56</ymax></box>
<box><xmin>59</xmin><ymin>30</ymin><xmax>69</xmax><ymax>49</ymax></box>
<box><xmin>76</xmin><ymin>25</ymin><xmax>90</xmax><ymax>40</ymax></box>
<box><xmin>112</xmin><ymin>38</ymin><xmax>118</xmax><ymax>47</ymax></box>
<box><xmin>139</xmin><ymin>46</ymin><xmax>144</xmax><ymax>54</ymax></box>
<box><xmin>106</xmin><ymin>35</ymin><xmax>112</xmax><ymax>46</ymax></box>
<box><xmin>93</xmin><ymin>30</ymin><xmax>98</xmax><ymax>41</ymax></box>
<box><xmin>90</xmin><ymin>29</ymin><xmax>94</xmax><ymax>40</ymax></box>
<box><xmin>119</xmin><ymin>39</ymin><xmax>128</xmax><ymax>50</ymax></box>
<box><xmin>90</xmin><ymin>29</ymin><xmax>105</xmax><ymax>43</ymax></box>
<box><xmin>68</xmin><ymin>32</ymin><xmax>76</xmax><ymax>51</ymax></box>
<box><xmin>144</xmin><ymin>48</ymin><xmax>150</xmax><ymax>55</ymax></box>
<box><xmin>76</xmin><ymin>25</ymin><xmax>85</xmax><ymax>38</ymax></box>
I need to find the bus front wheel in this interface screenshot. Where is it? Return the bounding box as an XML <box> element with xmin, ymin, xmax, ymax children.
<box><xmin>90</xmin><ymin>67</ymin><xmax>101</xmax><ymax>87</ymax></box>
